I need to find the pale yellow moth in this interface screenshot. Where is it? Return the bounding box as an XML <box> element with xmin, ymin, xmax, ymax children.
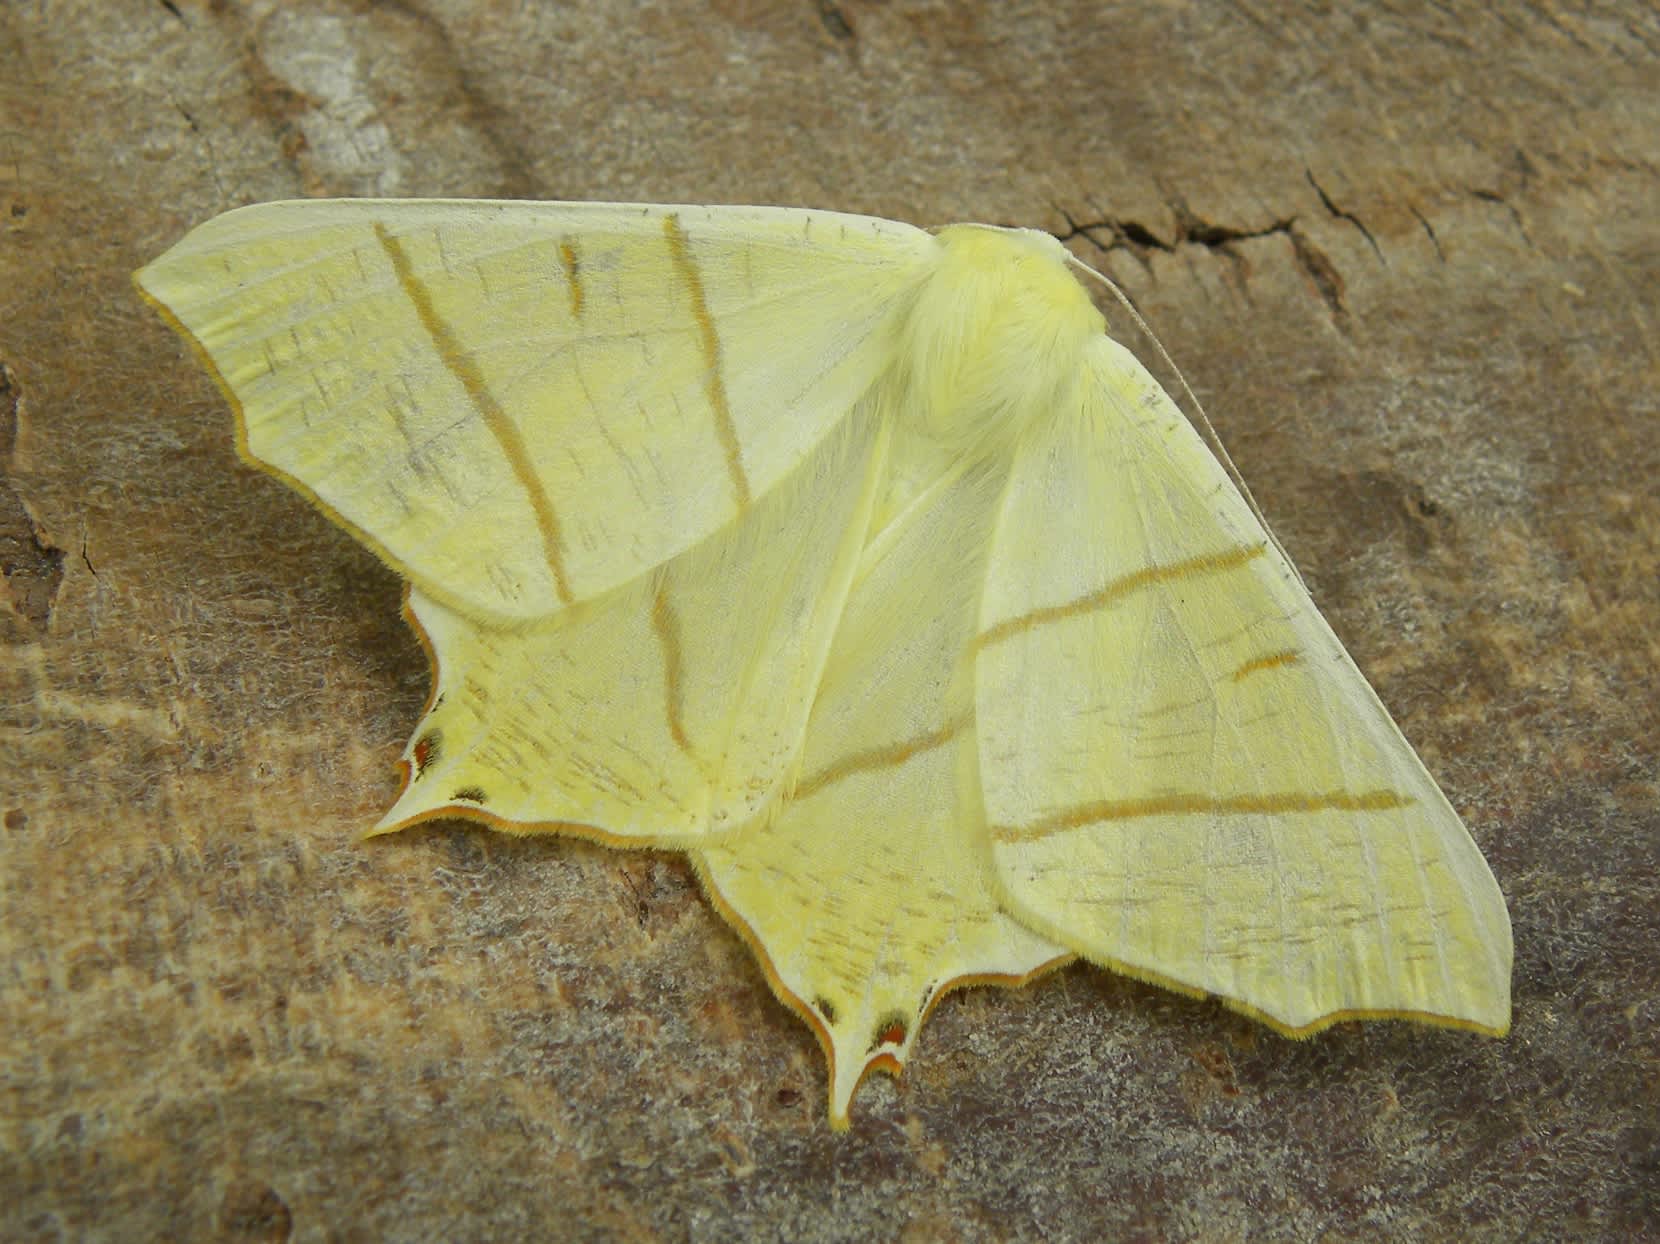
<box><xmin>136</xmin><ymin>201</ymin><xmax>1512</xmax><ymax>1128</ymax></box>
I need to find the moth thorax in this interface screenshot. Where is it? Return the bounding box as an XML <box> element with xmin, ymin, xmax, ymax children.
<box><xmin>897</xmin><ymin>224</ymin><xmax>1106</xmax><ymax>448</ymax></box>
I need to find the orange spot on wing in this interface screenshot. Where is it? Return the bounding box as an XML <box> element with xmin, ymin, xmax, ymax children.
<box><xmin>412</xmin><ymin>732</ymin><xmax>439</xmax><ymax>776</ymax></box>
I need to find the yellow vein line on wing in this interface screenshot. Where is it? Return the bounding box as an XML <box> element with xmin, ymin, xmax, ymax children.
<box><xmin>794</xmin><ymin>711</ymin><xmax>974</xmax><ymax>802</ymax></box>
<box><xmin>977</xmin><ymin>544</ymin><xmax>1267</xmax><ymax>650</ymax></box>
<box><xmin>1230</xmin><ymin>648</ymin><xmax>1301</xmax><ymax>682</ymax></box>
<box><xmin>663</xmin><ymin>214</ymin><xmax>752</xmax><ymax>509</ymax></box>
<box><xmin>559</xmin><ymin>240</ymin><xmax>584</xmax><ymax>318</ymax></box>
<box><xmin>374</xmin><ymin>222</ymin><xmax>574</xmax><ymax>605</ymax></box>
<box><xmin>991</xmin><ymin>789</ymin><xmax>1413</xmax><ymax>844</ymax></box>
<box><xmin>651</xmin><ymin>580</ymin><xmax>693</xmax><ymax>755</ymax></box>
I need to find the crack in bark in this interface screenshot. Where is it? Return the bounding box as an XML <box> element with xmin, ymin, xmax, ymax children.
<box><xmin>0</xmin><ymin>363</ymin><xmax>67</xmax><ymax>632</ymax></box>
<box><xmin>1306</xmin><ymin>169</ymin><xmax>1385</xmax><ymax>262</ymax></box>
<box><xmin>1287</xmin><ymin>230</ymin><xmax>1349</xmax><ymax>323</ymax></box>
<box><xmin>1471</xmin><ymin>188</ymin><xmax>1534</xmax><ymax>247</ymax></box>
<box><xmin>815</xmin><ymin>0</ymin><xmax>856</xmax><ymax>41</ymax></box>
<box><xmin>1054</xmin><ymin>204</ymin><xmax>1295</xmax><ymax>258</ymax></box>
<box><xmin>1409</xmin><ymin>203</ymin><xmax>1447</xmax><ymax>263</ymax></box>
<box><xmin>1054</xmin><ymin>201</ymin><xmax>1350</xmax><ymax>324</ymax></box>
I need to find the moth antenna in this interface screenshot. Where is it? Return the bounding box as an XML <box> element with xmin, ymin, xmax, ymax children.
<box><xmin>1065</xmin><ymin>253</ymin><xmax>1307</xmax><ymax>590</ymax></box>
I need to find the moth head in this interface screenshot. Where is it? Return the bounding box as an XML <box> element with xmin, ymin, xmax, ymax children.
<box><xmin>897</xmin><ymin>224</ymin><xmax>1105</xmax><ymax>452</ymax></box>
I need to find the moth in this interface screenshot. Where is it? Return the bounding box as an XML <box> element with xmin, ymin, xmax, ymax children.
<box><xmin>137</xmin><ymin>201</ymin><xmax>1512</xmax><ymax>1127</ymax></box>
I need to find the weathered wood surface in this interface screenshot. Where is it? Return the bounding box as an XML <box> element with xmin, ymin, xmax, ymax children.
<box><xmin>2</xmin><ymin>1</ymin><xmax>1655</xmax><ymax>1239</ymax></box>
